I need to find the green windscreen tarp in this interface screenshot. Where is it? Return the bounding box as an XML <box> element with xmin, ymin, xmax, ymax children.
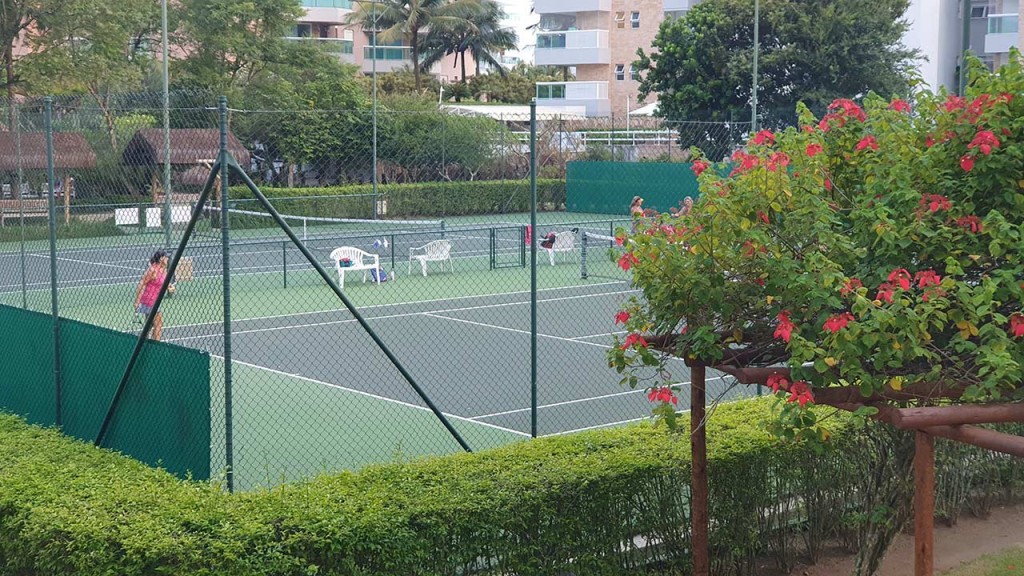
<box><xmin>0</xmin><ymin>304</ymin><xmax>211</xmax><ymax>480</ymax></box>
<box><xmin>566</xmin><ymin>161</ymin><xmax>700</xmax><ymax>215</ymax></box>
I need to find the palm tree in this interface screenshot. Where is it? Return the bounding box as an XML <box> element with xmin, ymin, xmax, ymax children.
<box><xmin>347</xmin><ymin>0</ymin><xmax>481</xmax><ymax>91</ymax></box>
<box><xmin>420</xmin><ymin>0</ymin><xmax>517</xmax><ymax>83</ymax></box>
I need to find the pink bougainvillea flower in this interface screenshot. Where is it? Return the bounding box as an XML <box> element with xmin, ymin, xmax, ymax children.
<box><xmin>824</xmin><ymin>175</ymin><xmax>833</xmax><ymax>191</ymax></box>
<box><xmin>997</xmin><ymin>92</ymin><xmax>1014</xmax><ymax>105</ymax></box>
<box><xmin>742</xmin><ymin>240</ymin><xmax>757</xmax><ymax>258</ymax></box>
<box><xmin>877</xmin><ymin>282</ymin><xmax>895</xmax><ymax>304</ymax></box>
<box><xmin>960</xmin><ymin>154</ymin><xmax>975</xmax><ymax>172</ymax></box>
<box><xmin>956</xmin><ymin>215</ymin><xmax>983</xmax><ymax>233</ymax></box>
<box><xmin>647</xmin><ymin>386</ymin><xmax>678</xmax><ymax>405</ymax></box>
<box><xmin>925</xmin><ymin>134</ymin><xmax>936</xmax><ymax>148</ymax></box>
<box><xmin>617</xmin><ymin>251</ymin><xmax>639</xmax><ymax>271</ymax></box>
<box><xmin>841</xmin><ymin>278</ymin><xmax>863</xmax><ymax>296</ymax></box>
<box><xmin>614</xmin><ymin>233</ymin><xmax>625</xmax><ymax>246</ymax></box>
<box><xmin>855</xmin><ymin>135</ymin><xmax>879</xmax><ymax>152</ymax></box>
<box><xmin>889</xmin><ymin>99</ymin><xmax>911</xmax><ymax>113</ymax></box>
<box><xmin>767</xmin><ymin>151</ymin><xmax>790</xmax><ymax>172</ymax></box>
<box><xmin>920</xmin><ymin>194</ymin><xmax>951</xmax><ymax>213</ymax></box>
<box><xmin>766</xmin><ymin>374</ymin><xmax>789</xmax><ymax>393</ymax></box>
<box><xmin>752</xmin><ymin>129</ymin><xmax>775</xmax><ymax>146</ymax></box>
<box><xmin>774</xmin><ymin>310</ymin><xmax>795</xmax><ymax>343</ymax></box>
<box><xmin>731</xmin><ymin>150</ymin><xmax>760</xmax><ymax>173</ymax></box>
<box><xmin>823</xmin><ymin>312</ymin><xmax>855</xmax><ymax>333</ymax></box>
<box><xmin>914</xmin><ymin>270</ymin><xmax>941</xmax><ymax>288</ymax></box>
<box><xmin>787</xmin><ymin>381</ymin><xmax>815</xmax><ymax>407</ymax></box>
<box><xmin>968</xmin><ymin>130</ymin><xmax>1000</xmax><ymax>155</ymax></box>
<box><xmin>621</xmin><ymin>332</ymin><xmax>648</xmax><ymax>350</ymax></box>
<box><xmin>614</xmin><ymin>310</ymin><xmax>630</xmax><ymax>325</ymax></box>
<box><xmin>922</xmin><ymin>286</ymin><xmax>946</xmax><ymax>303</ymax></box>
<box><xmin>828</xmin><ymin>98</ymin><xmax>867</xmax><ymax>122</ymax></box>
<box><xmin>755</xmin><ymin>277</ymin><xmax>765</xmax><ymax>287</ymax></box>
<box><xmin>944</xmin><ymin>95</ymin><xmax>966</xmax><ymax>112</ymax></box>
<box><xmin>757</xmin><ymin>211</ymin><xmax>770</xmax><ymax>225</ymax></box>
<box><xmin>1010</xmin><ymin>313</ymin><xmax>1024</xmax><ymax>338</ymax></box>
<box><xmin>888</xmin><ymin>268</ymin><xmax>912</xmax><ymax>290</ymax></box>
<box><xmin>806</xmin><ymin>142</ymin><xmax>823</xmax><ymax>157</ymax></box>
<box><xmin>692</xmin><ymin>159</ymin><xmax>710</xmax><ymax>176</ymax></box>
<box><xmin>801</xmin><ymin>125</ymin><xmax>815</xmax><ymax>134</ymax></box>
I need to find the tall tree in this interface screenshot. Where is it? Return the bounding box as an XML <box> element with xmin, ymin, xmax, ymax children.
<box><xmin>635</xmin><ymin>0</ymin><xmax>918</xmax><ymax>127</ymax></box>
<box><xmin>0</xmin><ymin>0</ymin><xmax>45</xmax><ymax>104</ymax></box>
<box><xmin>347</xmin><ymin>0</ymin><xmax>481</xmax><ymax>91</ymax></box>
<box><xmin>421</xmin><ymin>0</ymin><xmax>516</xmax><ymax>81</ymax></box>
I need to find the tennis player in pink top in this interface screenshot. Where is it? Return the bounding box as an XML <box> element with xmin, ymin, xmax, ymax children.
<box><xmin>134</xmin><ymin>250</ymin><xmax>172</xmax><ymax>341</ymax></box>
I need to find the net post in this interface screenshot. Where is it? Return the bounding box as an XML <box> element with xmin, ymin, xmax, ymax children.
<box><xmin>219</xmin><ymin>95</ymin><xmax>235</xmax><ymax>494</ymax></box>
<box><xmin>581</xmin><ymin>232</ymin><xmax>589</xmax><ymax>279</ymax></box>
<box><xmin>530</xmin><ymin>100</ymin><xmax>538</xmax><ymax>439</ymax></box>
<box><xmin>389</xmin><ymin>233</ymin><xmax>395</xmax><ymax>270</ymax></box>
<box><xmin>45</xmin><ymin>96</ymin><xmax>62</xmax><ymax>427</ymax></box>
<box><xmin>282</xmin><ymin>241</ymin><xmax>288</xmax><ymax>289</ymax></box>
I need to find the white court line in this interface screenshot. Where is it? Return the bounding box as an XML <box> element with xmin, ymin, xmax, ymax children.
<box><xmin>31</xmin><ymin>252</ymin><xmax>142</xmax><ymax>272</ymax></box>
<box><xmin>571</xmin><ymin>329</ymin><xmax>628</xmax><ymax>341</ymax></box>
<box><xmin>165</xmin><ymin>282</ymin><xmax>632</xmax><ymax>333</ymax></box>
<box><xmin>223</xmin><ymin>356</ymin><xmax>530</xmax><ymax>438</ymax></box>
<box><xmin>422</xmin><ymin>312</ymin><xmax>613</xmax><ymax>350</ymax></box>
<box><xmin>542</xmin><ymin>416</ymin><xmax>653</xmax><ymax>436</ymax></box>
<box><xmin>167</xmin><ymin>289</ymin><xmax>634</xmax><ymax>343</ymax></box>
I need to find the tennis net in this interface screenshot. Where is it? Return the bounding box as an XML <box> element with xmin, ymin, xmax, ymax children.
<box><xmin>198</xmin><ymin>207</ymin><xmax>445</xmax><ymax>242</ymax></box>
<box><xmin>580</xmin><ymin>232</ymin><xmax>631</xmax><ymax>282</ymax></box>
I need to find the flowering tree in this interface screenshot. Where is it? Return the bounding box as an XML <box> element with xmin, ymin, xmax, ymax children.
<box><xmin>609</xmin><ymin>53</ymin><xmax>1024</xmax><ymax>435</ymax></box>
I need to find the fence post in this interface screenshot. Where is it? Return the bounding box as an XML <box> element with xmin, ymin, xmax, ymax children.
<box><xmin>220</xmin><ymin>96</ymin><xmax>235</xmax><ymax>493</ymax></box>
<box><xmin>530</xmin><ymin>100</ymin><xmax>538</xmax><ymax>439</ymax></box>
<box><xmin>16</xmin><ymin>103</ymin><xmax>27</xmax><ymax>309</ymax></box>
<box><xmin>44</xmin><ymin>96</ymin><xmax>62</xmax><ymax>426</ymax></box>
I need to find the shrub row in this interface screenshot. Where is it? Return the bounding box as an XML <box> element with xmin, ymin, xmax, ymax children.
<box><xmin>228</xmin><ymin>179</ymin><xmax>567</xmax><ymax>219</ymax></box>
<box><xmin>1</xmin><ymin>399</ymin><xmax>1022</xmax><ymax>575</ymax></box>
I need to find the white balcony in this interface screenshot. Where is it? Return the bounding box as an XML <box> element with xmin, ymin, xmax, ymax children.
<box><xmin>285</xmin><ymin>37</ymin><xmax>355</xmax><ymax>63</ymax></box>
<box><xmin>536</xmin><ymin>81</ymin><xmax>610</xmax><ymax>117</ymax></box>
<box><xmin>535</xmin><ymin>30</ymin><xmax>610</xmax><ymax>66</ymax></box>
<box><xmin>662</xmin><ymin>0</ymin><xmax>695</xmax><ymax>12</ymax></box>
<box><xmin>299</xmin><ymin>0</ymin><xmax>352</xmax><ymax>25</ymax></box>
<box><xmin>534</xmin><ymin>0</ymin><xmax>610</xmax><ymax>14</ymax></box>
<box><xmin>362</xmin><ymin>46</ymin><xmax>414</xmax><ymax>73</ymax></box>
<box><xmin>985</xmin><ymin>14</ymin><xmax>1019</xmax><ymax>54</ymax></box>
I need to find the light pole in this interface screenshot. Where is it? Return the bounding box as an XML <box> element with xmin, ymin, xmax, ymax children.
<box><xmin>751</xmin><ymin>0</ymin><xmax>759</xmax><ymax>133</ymax></box>
<box><xmin>161</xmin><ymin>0</ymin><xmax>172</xmax><ymax>245</ymax></box>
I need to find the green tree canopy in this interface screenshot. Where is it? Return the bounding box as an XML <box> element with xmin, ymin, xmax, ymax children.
<box><xmin>635</xmin><ymin>0</ymin><xmax>919</xmax><ymax>128</ymax></box>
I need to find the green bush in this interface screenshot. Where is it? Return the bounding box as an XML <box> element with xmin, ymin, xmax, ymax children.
<box><xmin>1</xmin><ymin>400</ymin><xmax>1021</xmax><ymax>575</ymax></box>
<box><xmin>228</xmin><ymin>179</ymin><xmax>567</xmax><ymax>220</ymax></box>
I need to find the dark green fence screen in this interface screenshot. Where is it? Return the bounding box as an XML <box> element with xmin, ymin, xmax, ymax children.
<box><xmin>0</xmin><ymin>305</ymin><xmax>211</xmax><ymax>480</ymax></box>
<box><xmin>566</xmin><ymin>161</ymin><xmax>700</xmax><ymax>215</ymax></box>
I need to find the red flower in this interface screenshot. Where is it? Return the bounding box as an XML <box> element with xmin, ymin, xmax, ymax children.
<box><xmin>855</xmin><ymin>135</ymin><xmax>879</xmax><ymax>152</ymax></box>
<box><xmin>824</xmin><ymin>175</ymin><xmax>833</xmax><ymax>191</ymax></box>
<box><xmin>997</xmin><ymin>92</ymin><xmax>1014</xmax><ymax>105</ymax></box>
<box><xmin>920</xmin><ymin>194</ymin><xmax>951</xmax><ymax>213</ymax></box>
<box><xmin>889</xmin><ymin>99</ymin><xmax>911</xmax><ymax>113</ymax></box>
<box><xmin>925</xmin><ymin>134</ymin><xmax>936</xmax><ymax>148</ymax></box>
<box><xmin>621</xmin><ymin>332</ymin><xmax>648</xmax><ymax>350</ymax></box>
<box><xmin>841</xmin><ymin>278</ymin><xmax>863</xmax><ymax>296</ymax></box>
<box><xmin>731</xmin><ymin>150</ymin><xmax>760</xmax><ymax>173</ymax></box>
<box><xmin>617</xmin><ymin>252</ymin><xmax>639</xmax><ymax>271</ymax></box>
<box><xmin>956</xmin><ymin>215</ymin><xmax>983</xmax><ymax>233</ymax></box>
<box><xmin>647</xmin><ymin>386</ymin><xmax>678</xmax><ymax>405</ymax></box>
<box><xmin>828</xmin><ymin>98</ymin><xmax>866</xmax><ymax>122</ymax></box>
<box><xmin>614</xmin><ymin>311</ymin><xmax>630</xmax><ymax>325</ymax></box>
<box><xmin>692</xmin><ymin>159</ymin><xmax>710</xmax><ymax>176</ymax></box>
<box><xmin>806</xmin><ymin>142</ymin><xmax>823</xmax><ymax>157</ymax></box>
<box><xmin>888</xmin><ymin>268</ymin><xmax>911</xmax><ymax>290</ymax></box>
<box><xmin>968</xmin><ymin>130</ymin><xmax>1000</xmax><ymax>155</ymax></box>
<box><xmin>614</xmin><ymin>233</ymin><xmax>625</xmax><ymax>246</ymax></box>
<box><xmin>757</xmin><ymin>210</ymin><xmax>770</xmax><ymax>225</ymax></box>
<box><xmin>877</xmin><ymin>282</ymin><xmax>895</xmax><ymax>304</ymax></box>
<box><xmin>752</xmin><ymin>129</ymin><xmax>775</xmax><ymax>146</ymax></box>
<box><xmin>944</xmin><ymin>95</ymin><xmax>966</xmax><ymax>112</ymax></box>
<box><xmin>914</xmin><ymin>270</ymin><xmax>941</xmax><ymax>288</ymax></box>
<box><xmin>1010</xmin><ymin>313</ymin><xmax>1024</xmax><ymax>338</ymax></box>
<box><xmin>766</xmin><ymin>374</ymin><xmax>789</xmax><ymax>393</ymax></box>
<box><xmin>767</xmin><ymin>151</ymin><xmax>790</xmax><ymax>171</ymax></box>
<box><xmin>787</xmin><ymin>381</ymin><xmax>814</xmax><ymax>407</ymax></box>
<box><xmin>801</xmin><ymin>125</ymin><xmax>815</xmax><ymax>134</ymax></box>
<box><xmin>823</xmin><ymin>312</ymin><xmax>854</xmax><ymax>333</ymax></box>
<box><xmin>774</xmin><ymin>310</ymin><xmax>796</xmax><ymax>343</ymax></box>
<box><xmin>960</xmin><ymin>154</ymin><xmax>975</xmax><ymax>172</ymax></box>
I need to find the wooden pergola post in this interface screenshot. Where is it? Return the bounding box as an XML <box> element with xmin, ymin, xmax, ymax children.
<box><xmin>691</xmin><ymin>362</ymin><xmax>709</xmax><ymax>576</ymax></box>
<box><xmin>914</xmin><ymin>431</ymin><xmax>935</xmax><ymax>576</ymax></box>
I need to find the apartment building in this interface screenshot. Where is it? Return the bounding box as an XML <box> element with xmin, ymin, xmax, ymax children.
<box><xmin>532</xmin><ymin>0</ymin><xmax>1022</xmax><ymax>118</ymax></box>
<box><xmin>291</xmin><ymin>0</ymin><xmax>471</xmax><ymax>82</ymax></box>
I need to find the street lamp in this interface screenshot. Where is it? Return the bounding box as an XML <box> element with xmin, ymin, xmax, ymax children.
<box><xmin>161</xmin><ymin>0</ymin><xmax>171</xmax><ymax>245</ymax></box>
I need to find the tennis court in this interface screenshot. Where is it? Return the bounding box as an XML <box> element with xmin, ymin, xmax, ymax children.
<box><xmin>1</xmin><ymin>215</ymin><xmax>753</xmax><ymax>489</ymax></box>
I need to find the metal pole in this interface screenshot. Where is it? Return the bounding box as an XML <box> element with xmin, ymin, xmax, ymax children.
<box><xmin>530</xmin><ymin>100</ymin><xmax>538</xmax><ymax>438</ymax></box>
<box><xmin>219</xmin><ymin>96</ymin><xmax>235</xmax><ymax>493</ymax></box>
<box><xmin>691</xmin><ymin>362</ymin><xmax>709</xmax><ymax>576</ymax></box>
<box><xmin>45</xmin><ymin>97</ymin><xmax>62</xmax><ymax>426</ymax></box>
<box><xmin>16</xmin><ymin>104</ymin><xmax>26</xmax><ymax>309</ymax></box>
<box><xmin>372</xmin><ymin>0</ymin><xmax>378</xmax><ymax>220</ymax></box>
<box><xmin>751</xmin><ymin>0</ymin><xmax>759</xmax><ymax>132</ymax></box>
<box><xmin>162</xmin><ymin>0</ymin><xmax>172</xmax><ymax>245</ymax></box>
<box><xmin>959</xmin><ymin>0</ymin><xmax>971</xmax><ymax>95</ymax></box>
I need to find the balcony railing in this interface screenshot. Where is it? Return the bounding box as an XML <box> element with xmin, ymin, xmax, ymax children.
<box><xmin>533</xmin><ymin>0</ymin><xmax>610</xmax><ymax>14</ymax></box>
<box><xmin>363</xmin><ymin>46</ymin><xmax>413</xmax><ymax>61</ymax></box>
<box><xmin>535</xmin><ymin>30</ymin><xmax>610</xmax><ymax>66</ymax></box>
<box><xmin>536</xmin><ymin>81</ymin><xmax>610</xmax><ymax>116</ymax></box>
<box><xmin>284</xmin><ymin>37</ymin><xmax>354</xmax><ymax>55</ymax></box>
<box><xmin>985</xmin><ymin>14</ymin><xmax>1019</xmax><ymax>54</ymax></box>
<box><xmin>301</xmin><ymin>0</ymin><xmax>352</xmax><ymax>7</ymax></box>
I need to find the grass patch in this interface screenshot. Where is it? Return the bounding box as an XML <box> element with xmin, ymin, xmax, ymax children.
<box><xmin>941</xmin><ymin>547</ymin><xmax>1024</xmax><ymax>576</ymax></box>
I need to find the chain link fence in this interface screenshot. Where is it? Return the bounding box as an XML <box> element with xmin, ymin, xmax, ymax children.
<box><xmin>0</xmin><ymin>92</ymin><xmax>757</xmax><ymax>490</ymax></box>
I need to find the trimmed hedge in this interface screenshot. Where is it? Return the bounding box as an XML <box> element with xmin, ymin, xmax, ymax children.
<box><xmin>1</xmin><ymin>400</ymin><xmax>1022</xmax><ymax>575</ymax></box>
<box><xmin>228</xmin><ymin>179</ymin><xmax>567</xmax><ymax>219</ymax></box>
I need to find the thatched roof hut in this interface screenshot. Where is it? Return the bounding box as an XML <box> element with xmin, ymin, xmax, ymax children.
<box><xmin>122</xmin><ymin>128</ymin><xmax>250</xmax><ymax>167</ymax></box>
<box><xmin>0</xmin><ymin>132</ymin><xmax>97</xmax><ymax>170</ymax></box>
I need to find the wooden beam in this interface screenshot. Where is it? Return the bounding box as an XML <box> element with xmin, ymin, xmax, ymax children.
<box><xmin>691</xmin><ymin>363</ymin><xmax>709</xmax><ymax>576</ymax></box>
<box><xmin>712</xmin><ymin>365</ymin><xmax>789</xmax><ymax>385</ymax></box>
<box><xmin>814</xmin><ymin>383</ymin><xmax>968</xmax><ymax>405</ymax></box>
<box><xmin>914</xmin><ymin>431</ymin><xmax>935</xmax><ymax>576</ymax></box>
<box><xmin>891</xmin><ymin>404</ymin><xmax>1024</xmax><ymax>429</ymax></box>
<box><xmin>921</xmin><ymin>425</ymin><xmax>1024</xmax><ymax>458</ymax></box>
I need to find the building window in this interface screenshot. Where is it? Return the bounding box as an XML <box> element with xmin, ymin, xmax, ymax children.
<box><xmin>537</xmin><ymin>84</ymin><xmax>566</xmax><ymax>99</ymax></box>
<box><xmin>615</xmin><ymin>64</ymin><xmax>625</xmax><ymax>81</ymax></box>
<box><xmin>970</xmin><ymin>5</ymin><xmax>989</xmax><ymax>18</ymax></box>
<box><xmin>631</xmin><ymin>11</ymin><xmax>640</xmax><ymax>28</ymax></box>
<box><xmin>614</xmin><ymin>11</ymin><xmax>625</xmax><ymax>28</ymax></box>
<box><xmin>629</xmin><ymin>65</ymin><xmax>638</xmax><ymax>81</ymax></box>
<box><xmin>294</xmin><ymin>23</ymin><xmax>312</xmax><ymax>37</ymax></box>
